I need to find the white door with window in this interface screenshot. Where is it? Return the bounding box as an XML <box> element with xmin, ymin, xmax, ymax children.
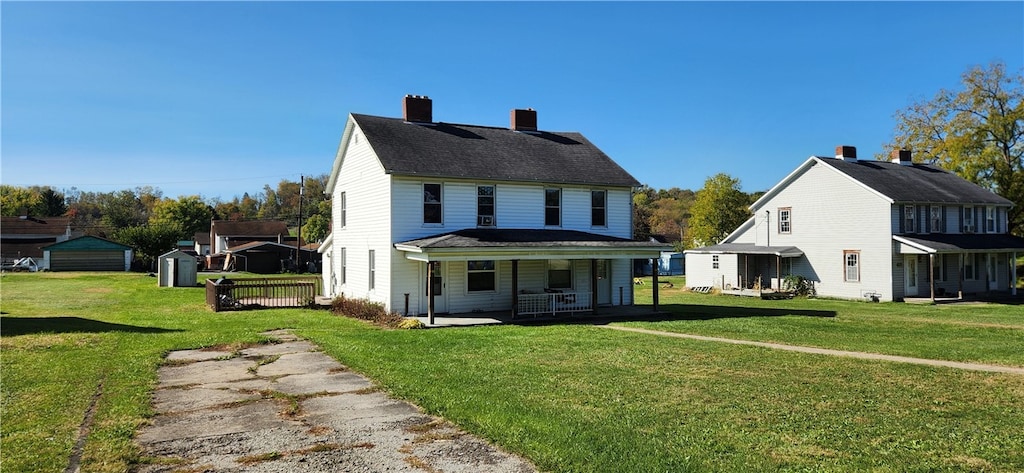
<box><xmin>987</xmin><ymin>254</ymin><xmax>999</xmax><ymax>291</ymax></box>
<box><xmin>904</xmin><ymin>255</ymin><xmax>918</xmax><ymax>297</ymax></box>
<box><xmin>425</xmin><ymin>262</ymin><xmax>447</xmax><ymax>313</ymax></box>
<box><xmin>596</xmin><ymin>260</ymin><xmax>612</xmax><ymax>305</ymax></box>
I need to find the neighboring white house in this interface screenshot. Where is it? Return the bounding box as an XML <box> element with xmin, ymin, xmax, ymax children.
<box><xmin>685</xmin><ymin>146</ymin><xmax>1024</xmax><ymax>302</ymax></box>
<box><xmin>319</xmin><ymin>95</ymin><xmax>669</xmax><ymax>319</ymax></box>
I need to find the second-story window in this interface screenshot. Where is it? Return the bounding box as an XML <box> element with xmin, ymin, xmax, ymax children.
<box><xmin>778</xmin><ymin>208</ymin><xmax>791</xmax><ymax>234</ymax></box>
<box><xmin>545</xmin><ymin>188</ymin><xmax>561</xmax><ymax>226</ymax></box>
<box><xmin>478</xmin><ymin>185</ymin><xmax>495</xmax><ymax>227</ymax></box>
<box><xmin>591</xmin><ymin>190</ymin><xmax>607</xmax><ymax>227</ymax></box>
<box><xmin>423</xmin><ymin>183</ymin><xmax>442</xmax><ymax>224</ymax></box>
<box><xmin>930</xmin><ymin>205</ymin><xmax>943</xmax><ymax>233</ymax></box>
<box><xmin>986</xmin><ymin>206</ymin><xmax>996</xmax><ymax>232</ymax></box>
<box><xmin>340</xmin><ymin>192</ymin><xmax>347</xmax><ymax>228</ymax></box>
<box><xmin>904</xmin><ymin>205</ymin><xmax>916</xmax><ymax>233</ymax></box>
<box><xmin>963</xmin><ymin>206</ymin><xmax>975</xmax><ymax>233</ymax></box>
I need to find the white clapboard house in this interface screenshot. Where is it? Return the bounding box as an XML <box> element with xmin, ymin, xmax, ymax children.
<box><xmin>685</xmin><ymin>146</ymin><xmax>1024</xmax><ymax>302</ymax></box>
<box><xmin>319</xmin><ymin>95</ymin><xmax>669</xmax><ymax>319</ymax></box>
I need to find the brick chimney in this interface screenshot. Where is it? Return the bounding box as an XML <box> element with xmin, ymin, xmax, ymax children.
<box><xmin>510</xmin><ymin>108</ymin><xmax>537</xmax><ymax>132</ymax></box>
<box><xmin>835</xmin><ymin>145</ymin><xmax>857</xmax><ymax>162</ymax></box>
<box><xmin>402</xmin><ymin>95</ymin><xmax>432</xmax><ymax>123</ymax></box>
<box><xmin>891</xmin><ymin>148</ymin><xmax>913</xmax><ymax>166</ymax></box>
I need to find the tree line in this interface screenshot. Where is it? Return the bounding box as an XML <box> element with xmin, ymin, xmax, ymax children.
<box><xmin>0</xmin><ymin>174</ymin><xmax>331</xmax><ymax>269</ymax></box>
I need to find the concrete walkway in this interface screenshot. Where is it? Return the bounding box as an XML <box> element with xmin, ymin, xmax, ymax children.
<box><xmin>133</xmin><ymin>330</ymin><xmax>535</xmax><ymax>473</ymax></box>
<box><xmin>603</xmin><ymin>325</ymin><xmax>1024</xmax><ymax>375</ymax></box>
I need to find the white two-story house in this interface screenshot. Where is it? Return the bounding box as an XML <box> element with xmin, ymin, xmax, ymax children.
<box><xmin>319</xmin><ymin>95</ymin><xmax>669</xmax><ymax>319</ymax></box>
<box><xmin>685</xmin><ymin>146</ymin><xmax>1024</xmax><ymax>302</ymax></box>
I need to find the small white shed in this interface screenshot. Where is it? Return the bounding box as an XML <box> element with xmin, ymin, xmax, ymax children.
<box><xmin>158</xmin><ymin>249</ymin><xmax>198</xmax><ymax>287</ymax></box>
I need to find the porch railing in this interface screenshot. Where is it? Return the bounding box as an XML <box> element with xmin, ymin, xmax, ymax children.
<box><xmin>517</xmin><ymin>291</ymin><xmax>592</xmax><ymax>317</ymax></box>
<box><xmin>206</xmin><ymin>276</ymin><xmax>322</xmax><ymax>312</ymax></box>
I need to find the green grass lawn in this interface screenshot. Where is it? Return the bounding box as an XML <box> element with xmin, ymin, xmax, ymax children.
<box><xmin>2</xmin><ymin>272</ymin><xmax>1022</xmax><ymax>472</ymax></box>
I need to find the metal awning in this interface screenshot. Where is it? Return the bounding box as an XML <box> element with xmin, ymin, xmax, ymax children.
<box><xmin>893</xmin><ymin>234</ymin><xmax>1024</xmax><ymax>254</ymax></box>
<box><xmin>683</xmin><ymin>243</ymin><xmax>803</xmax><ymax>258</ymax></box>
<box><xmin>394</xmin><ymin>228</ymin><xmax>670</xmax><ymax>262</ymax></box>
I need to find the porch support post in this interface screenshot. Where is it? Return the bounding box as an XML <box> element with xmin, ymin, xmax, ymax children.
<box><xmin>1013</xmin><ymin>252</ymin><xmax>1018</xmax><ymax>296</ymax></box>
<box><xmin>958</xmin><ymin>253</ymin><xmax>964</xmax><ymax>300</ymax></box>
<box><xmin>652</xmin><ymin>258</ymin><xmax>660</xmax><ymax>312</ymax></box>
<box><xmin>744</xmin><ymin>254</ymin><xmax>748</xmax><ymax>289</ymax></box>
<box><xmin>776</xmin><ymin>255</ymin><xmax>781</xmax><ymax>291</ymax></box>
<box><xmin>590</xmin><ymin>259</ymin><xmax>599</xmax><ymax>315</ymax></box>
<box><xmin>427</xmin><ymin>261</ymin><xmax>435</xmax><ymax>326</ymax></box>
<box><xmin>511</xmin><ymin>260</ymin><xmax>519</xmax><ymax>318</ymax></box>
<box><xmin>929</xmin><ymin>253</ymin><xmax>935</xmax><ymax>303</ymax></box>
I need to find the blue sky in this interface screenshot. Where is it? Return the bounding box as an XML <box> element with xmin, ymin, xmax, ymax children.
<box><xmin>3</xmin><ymin>1</ymin><xmax>1022</xmax><ymax>201</ymax></box>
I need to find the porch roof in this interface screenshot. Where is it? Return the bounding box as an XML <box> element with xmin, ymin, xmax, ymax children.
<box><xmin>893</xmin><ymin>234</ymin><xmax>1024</xmax><ymax>254</ymax></box>
<box><xmin>684</xmin><ymin>243</ymin><xmax>804</xmax><ymax>258</ymax></box>
<box><xmin>394</xmin><ymin>228</ymin><xmax>670</xmax><ymax>262</ymax></box>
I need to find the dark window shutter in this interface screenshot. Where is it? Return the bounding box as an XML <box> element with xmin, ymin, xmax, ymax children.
<box><xmin>899</xmin><ymin>206</ymin><xmax>904</xmax><ymax>233</ymax></box>
<box><xmin>941</xmin><ymin>206</ymin><xmax>947</xmax><ymax>233</ymax></box>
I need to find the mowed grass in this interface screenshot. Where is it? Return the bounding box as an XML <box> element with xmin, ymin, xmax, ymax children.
<box><xmin>2</xmin><ymin>272</ymin><xmax>1023</xmax><ymax>472</ymax></box>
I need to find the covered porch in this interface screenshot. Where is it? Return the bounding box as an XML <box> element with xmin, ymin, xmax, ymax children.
<box><xmin>395</xmin><ymin>229</ymin><xmax>671</xmax><ymax>324</ymax></box>
<box><xmin>684</xmin><ymin>243</ymin><xmax>805</xmax><ymax>291</ymax></box>
<box><xmin>893</xmin><ymin>234</ymin><xmax>1024</xmax><ymax>302</ymax></box>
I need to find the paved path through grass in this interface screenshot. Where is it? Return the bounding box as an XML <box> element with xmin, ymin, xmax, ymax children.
<box><xmin>603</xmin><ymin>325</ymin><xmax>1024</xmax><ymax>375</ymax></box>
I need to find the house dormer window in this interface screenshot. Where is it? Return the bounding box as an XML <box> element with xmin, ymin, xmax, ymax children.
<box><xmin>423</xmin><ymin>183</ymin><xmax>442</xmax><ymax>224</ymax></box>
<box><xmin>963</xmin><ymin>206</ymin><xmax>975</xmax><ymax>233</ymax></box>
<box><xmin>477</xmin><ymin>185</ymin><xmax>495</xmax><ymax>227</ymax></box>
<box><xmin>904</xmin><ymin>205</ymin><xmax>916</xmax><ymax>233</ymax></box>
<box><xmin>930</xmin><ymin>205</ymin><xmax>943</xmax><ymax>233</ymax></box>
<box><xmin>545</xmin><ymin>188</ymin><xmax>561</xmax><ymax>227</ymax></box>
<box><xmin>591</xmin><ymin>190</ymin><xmax>607</xmax><ymax>227</ymax></box>
<box><xmin>778</xmin><ymin>208</ymin><xmax>791</xmax><ymax>234</ymax></box>
<box><xmin>986</xmin><ymin>206</ymin><xmax>996</xmax><ymax>232</ymax></box>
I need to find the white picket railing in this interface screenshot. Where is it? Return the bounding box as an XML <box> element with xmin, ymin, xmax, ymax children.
<box><xmin>517</xmin><ymin>292</ymin><xmax>592</xmax><ymax>317</ymax></box>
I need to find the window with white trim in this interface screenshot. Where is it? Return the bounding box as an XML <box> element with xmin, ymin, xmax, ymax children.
<box><xmin>423</xmin><ymin>183</ymin><xmax>442</xmax><ymax>224</ymax></box>
<box><xmin>986</xmin><ymin>206</ymin><xmax>996</xmax><ymax>232</ymax></box>
<box><xmin>368</xmin><ymin>250</ymin><xmax>375</xmax><ymax>290</ymax></box>
<box><xmin>340</xmin><ymin>192</ymin><xmax>347</xmax><ymax>228</ymax></box>
<box><xmin>467</xmin><ymin>260</ymin><xmax>496</xmax><ymax>292</ymax></box>
<box><xmin>547</xmin><ymin>259</ymin><xmax>573</xmax><ymax>289</ymax></box>
<box><xmin>591</xmin><ymin>190</ymin><xmax>607</xmax><ymax>227</ymax></box>
<box><xmin>778</xmin><ymin>208</ymin><xmax>791</xmax><ymax>234</ymax></box>
<box><xmin>963</xmin><ymin>206</ymin><xmax>975</xmax><ymax>233</ymax></box>
<box><xmin>712</xmin><ymin>255</ymin><xmax>719</xmax><ymax>269</ymax></box>
<box><xmin>340</xmin><ymin>247</ymin><xmax>347</xmax><ymax>284</ymax></box>
<box><xmin>477</xmin><ymin>185</ymin><xmax>495</xmax><ymax>227</ymax></box>
<box><xmin>545</xmin><ymin>188</ymin><xmax>561</xmax><ymax>227</ymax></box>
<box><xmin>844</xmin><ymin>251</ymin><xmax>860</xmax><ymax>282</ymax></box>
<box><xmin>904</xmin><ymin>205</ymin><xmax>916</xmax><ymax>233</ymax></box>
<box><xmin>930</xmin><ymin>205</ymin><xmax>943</xmax><ymax>233</ymax></box>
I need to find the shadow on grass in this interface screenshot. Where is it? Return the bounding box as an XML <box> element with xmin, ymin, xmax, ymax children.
<box><xmin>508</xmin><ymin>304</ymin><xmax>836</xmax><ymax>327</ymax></box>
<box><xmin>1</xmin><ymin>316</ymin><xmax>181</xmax><ymax>336</ymax></box>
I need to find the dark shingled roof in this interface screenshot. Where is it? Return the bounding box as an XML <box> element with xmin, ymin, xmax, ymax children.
<box><xmin>211</xmin><ymin>220</ymin><xmax>288</xmax><ymax>236</ymax></box>
<box><xmin>683</xmin><ymin>243</ymin><xmax>804</xmax><ymax>257</ymax></box>
<box><xmin>896</xmin><ymin>234</ymin><xmax>1024</xmax><ymax>253</ymax></box>
<box><xmin>352</xmin><ymin>114</ymin><xmax>640</xmax><ymax>187</ymax></box>
<box><xmin>1</xmin><ymin>216</ymin><xmax>71</xmax><ymax>236</ymax></box>
<box><xmin>397</xmin><ymin>229</ymin><xmax>666</xmax><ymax>249</ymax></box>
<box><xmin>819</xmin><ymin>158</ymin><xmax>1012</xmax><ymax>205</ymax></box>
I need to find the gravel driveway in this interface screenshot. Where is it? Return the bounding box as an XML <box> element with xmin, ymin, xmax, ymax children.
<box><xmin>133</xmin><ymin>330</ymin><xmax>536</xmax><ymax>473</ymax></box>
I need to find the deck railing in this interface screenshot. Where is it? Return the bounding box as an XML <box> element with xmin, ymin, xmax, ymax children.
<box><xmin>206</xmin><ymin>276</ymin><xmax>322</xmax><ymax>312</ymax></box>
<box><xmin>517</xmin><ymin>291</ymin><xmax>592</xmax><ymax>317</ymax></box>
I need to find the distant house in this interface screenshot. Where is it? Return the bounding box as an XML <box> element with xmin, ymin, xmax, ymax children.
<box><xmin>209</xmin><ymin>220</ymin><xmax>289</xmax><ymax>255</ymax></box>
<box><xmin>193</xmin><ymin>232</ymin><xmax>211</xmax><ymax>257</ymax></box>
<box><xmin>0</xmin><ymin>215</ymin><xmax>73</xmax><ymax>265</ymax></box>
<box><xmin>685</xmin><ymin>146</ymin><xmax>1024</xmax><ymax>301</ymax></box>
<box><xmin>42</xmin><ymin>235</ymin><xmax>133</xmax><ymax>272</ymax></box>
<box><xmin>319</xmin><ymin>95</ymin><xmax>669</xmax><ymax>318</ymax></box>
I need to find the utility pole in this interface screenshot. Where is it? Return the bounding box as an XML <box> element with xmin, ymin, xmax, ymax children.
<box><xmin>296</xmin><ymin>175</ymin><xmax>304</xmax><ymax>272</ymax></box>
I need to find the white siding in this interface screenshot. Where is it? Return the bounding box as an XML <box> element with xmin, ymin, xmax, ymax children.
<box><xmin>684</xmin><ymin>253</ymin><xmax>738</xmax><ymax>289</ymax></box>
<box><xmin>744</xmin><ymin>161</ymin><xmax>894</xmax><ymax>301</ymax></box>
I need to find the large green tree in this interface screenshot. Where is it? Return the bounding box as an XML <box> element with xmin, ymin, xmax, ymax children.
<box><xmin>150</xmin><ymin>196</ymin><xmax>214</xmax><ymax>237</ymax></box>
<box><xmin>879</xmin><ymin>62</ymin><xmax>1023</xmax><ymax>235</ymax></box>
<box><xmin>112</xmin><ymin>223</ymin><xmax>182</xmax><ymax>271</ymax></box>
<box><xmin>686</xmin><ymin>173</ymin><xmax>752</xmax><ymax>248</ymax></box>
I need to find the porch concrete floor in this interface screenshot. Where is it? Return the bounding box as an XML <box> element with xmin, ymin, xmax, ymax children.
<box><xmin>414</xmin><ymin>304</ymin><xmax>668</xmax><ymax>328</ymax></box>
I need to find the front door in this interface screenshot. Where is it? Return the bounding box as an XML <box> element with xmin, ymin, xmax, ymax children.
<box><xmin>987</xmin><ymin>254</ymin><xmax>999</xmax><ymax>291</ymax></box>
<box><xmin>426</xmin><ymin>262</ymin><xmax>447</xmax><ymax>313</ymax></box>
<box><xmin>597</xmin><ymin>260</ymin><xmax>612</xmax><ymax>305</ymax></box>
<box><xmin>905</xmin><ymin>255</ymin><xmax>918</xmax><ymax>297</ymax></box>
